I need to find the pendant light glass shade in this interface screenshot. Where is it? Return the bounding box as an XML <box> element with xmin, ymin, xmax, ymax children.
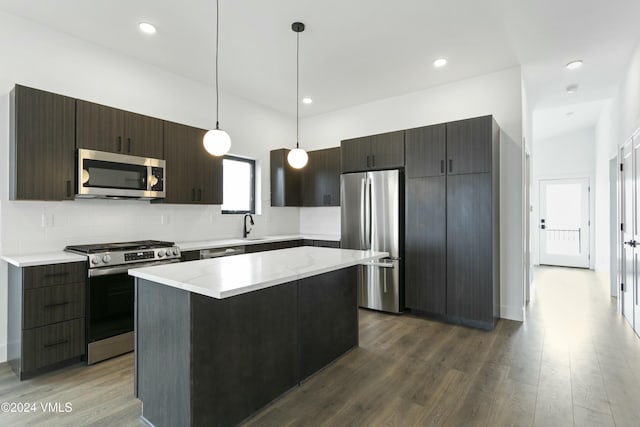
<box><xmin>203</xmin><ymin>0</ymin><xmax>231</xmax><ymax>157</ymax></box>
<box><xmin>203</xmin><ymin>128</ymin><xmax>231</xmax><ymax>156</ymax></box>
<box><xmin>287</xmin><ymin>147</ymin><xmax>308</xmax><ymax>169</ymax></box>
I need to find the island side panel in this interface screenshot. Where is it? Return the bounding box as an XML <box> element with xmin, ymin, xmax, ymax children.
<box><xmin>8</xmin><ymin>265</ymin><xmax>23</xmax><ymax>376</ymax></box>
<box><xmin>298</xmin><ymin>266</ymin><xmax>359</xmax><ymax>380</ymax></box>
<box><xmin>190</xmin><ymin>281</ymin><xmax>299</xmax><ymax>427</ymax></box>
<box><xmin>136</xmin><ymin>279</ymin><xmax>191</xmax><ymax>427</ymax></box>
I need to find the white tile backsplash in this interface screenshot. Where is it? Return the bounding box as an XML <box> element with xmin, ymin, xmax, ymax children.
<box><xmin>1</xmin><ymin>199</ymin><xmax>300</xmax><ymax>254</ymax></box>
<box><xmin>299</xmin><ymin>207</ymin><xmax>341</xmax><ymax>236</ymax></box>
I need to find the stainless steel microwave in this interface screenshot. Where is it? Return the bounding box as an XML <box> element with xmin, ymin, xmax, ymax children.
<box><xmin>77</xmin><ymin>149</ymin><xmax>165</xmax><ymax>200</ymax></box>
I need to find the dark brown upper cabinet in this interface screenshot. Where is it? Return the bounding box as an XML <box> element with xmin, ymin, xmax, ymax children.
<box><xmin>162</xmin><ymin>121</ymin><xmax>222</xmax><ymax>205</ymax></box>
<box><xmin>10</xmin><ymin>85</ymin><xmax>76</xmax><ymax>201</ymax></box>
<box><xmin>340</xmin><ymin>136</ymin><xmax>370</xmax><ymax>173</ymax></box>
<box><xmin>302</xmin><ymin>147</ymin><xmax>341</xmax><ymax>207</ymax></box>
<box><xmin>271</xmin><ymin>147</ymin><xmax>341</xmax><ymax>207</ymax></box>
<box><xmin>76</xmin><ymin>100</ymin><xmax>163</xmax><ymax>159</ymax></box>
<box><xmin>446</xmin><ymin>116</ymin><xmax>494</xmax><ymax>175</ymax></box>
<box><xmin>270</xmin><ymin>149</ymin><xmax>302</xmax><ymax>207</ymax></box>
<box><xmin>341</xmin><ymin>130</ymin><xmax>404</xmax><ymax>173</ymax></box>
<box><xmin>405</xmin><ymin>124</ymin><xmax>446</xmax><ymax>178</ymax></box>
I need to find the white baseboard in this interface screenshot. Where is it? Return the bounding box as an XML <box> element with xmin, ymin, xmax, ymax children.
<box><xmin>500</xmin><ymin>305</ymin><xmax>524</xmax><ymax>322</ymax></box>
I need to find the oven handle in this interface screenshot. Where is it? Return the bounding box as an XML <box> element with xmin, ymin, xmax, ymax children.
<box><xmin>88</xmin><ymin>259</ymin><xmax>181</xmax><ymax>277</ymax></box>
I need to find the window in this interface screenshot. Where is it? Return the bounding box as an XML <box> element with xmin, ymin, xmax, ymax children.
<box><xmin>221</xmin><ymin>155</ymin><xmax>255</xmax><ymax>214</ymax></box>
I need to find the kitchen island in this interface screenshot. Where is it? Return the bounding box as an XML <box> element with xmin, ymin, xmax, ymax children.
<box><xmin>129</xmin><ymin>246</ymin><xmax>387</xmax><ymax>427</ymax></box>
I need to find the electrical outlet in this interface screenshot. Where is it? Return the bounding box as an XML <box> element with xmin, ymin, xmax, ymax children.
<box><xmin>161</xmin><ymin>214</ymin><xmax>171</xmax><ymax>225</ymax></box>
<box><xmin>41</xmin><ymin>213</ymin><xmax>54</xmax><ymax>228</ymax></box>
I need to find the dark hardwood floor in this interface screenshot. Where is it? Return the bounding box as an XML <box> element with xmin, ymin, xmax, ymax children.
<box><xmin>1</xmin><ymin>266</ymin><xmax>639</xmax><ymax>426</ymax></box>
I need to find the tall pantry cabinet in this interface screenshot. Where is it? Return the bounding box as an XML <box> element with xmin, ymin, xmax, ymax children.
<box><xmin>405</xmin><ymin>115</ymin><xmax>500</xmax><ymax>329</ymax></box>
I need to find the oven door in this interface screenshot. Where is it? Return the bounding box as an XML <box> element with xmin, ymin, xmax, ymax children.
<box><xmin>86</xmin><ymin>271</ymin><xmax>135</xmax><ymax>364</ymax></box>
<box><xmin>87</xmin><ymin>272</ymin><xmax>134</xmax><ymax>343</ymax></box>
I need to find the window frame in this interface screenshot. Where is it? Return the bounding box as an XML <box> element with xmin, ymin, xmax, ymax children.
<box><xmin>221</xmin><ymin>155</ymin><xmax>256</xmax><ymax>215</ymax></box>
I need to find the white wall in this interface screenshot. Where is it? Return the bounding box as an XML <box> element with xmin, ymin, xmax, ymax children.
<box><xmin>299</xmin><ymin>67</ymin><xmax>525</xmax><ymax>321</ymax></box>
<box><xmin>531</xmin><ymin>127</ymin><xmax>596</xmax><ymax>268</ymax></box>
<box><xmin>0</xmin><ymin>11</ymin><xmax>301</xmax><ymax>361</ymax></box>
<box><xmin>620</xmin><ymin>41</ymin><xmax>640</xmax><ymax>140</ymax></box>
<box><xmin>522</xmin><ymin>76</ymin><xmax>534</xmax><ymax>303</ymax></box>
<box><xmin>613</xmin><ymin>39</ymin><xmax>640</xmax><ymax>298</ymax></box>
<box><xmin>593</xmin><ymin>100</ymin><xmax>618</xmax><ymax>281</ymax></box>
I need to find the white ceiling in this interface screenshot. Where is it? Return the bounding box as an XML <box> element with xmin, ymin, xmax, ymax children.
<box><xmin>1</xmin><ymin>0</ymin><xmax>639</xmax><ymax>132</ymax></box>
<box><xmin>533</xmin><ymin>100</ymin><xmax>607</xmax><ymax>141</ymax></box>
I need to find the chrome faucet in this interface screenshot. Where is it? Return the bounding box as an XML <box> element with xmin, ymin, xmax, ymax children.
<box><xmin>243</xmin><ymin>214</ymin><xmax>254</xmax><ymax>238</ymax></box>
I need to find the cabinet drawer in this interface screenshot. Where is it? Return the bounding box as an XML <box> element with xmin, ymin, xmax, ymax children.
<box><xmin>24</xmin><ymin>262</ymin><xmax>86</xmax><ymax>289</ymax></box>
<box><xmin>22</xmin><ymin>319</ymin><xmax>85</xmax><ymax>372</ymax></box>
<box><xmin>23</xmin><ymin>283</ymin><xmax>85</xmax><ymax>329</ymax></box>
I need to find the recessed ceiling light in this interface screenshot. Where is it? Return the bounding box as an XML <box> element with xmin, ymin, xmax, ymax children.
<box><xmin>566</xmin><ymin>111</ymin><xmax>574</xmax><ymax>116</ymax></box>
<box><xmin>433</xmin><ymin>58</ymin><xmax>447</xmax><ymax>68</ymax></box>
<box><xmin>566</xmin><ymin>60</ymin><xmax>583</xmax><ymax>70</ymax></box>
<box><xmin>302</xmin><ymin>97</ymin><xmax>313</xmax><ymax>104</ymax></box>
<box><xmin>566</xmin><ymin>84</ymin><xmax>579</xmax><ymax>94</ymax></box>
<box><xmin>138</xmin><ymin>22</ymin><xmax>157</xmax><ymax>34</ymax></box>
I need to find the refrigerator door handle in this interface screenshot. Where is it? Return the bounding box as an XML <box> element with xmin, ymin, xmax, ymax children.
<box><xmin>366</xmin><ymin>176</ymin><xmax>372</xmax><ymax>248</ymax></box>
<box><xmin>363</xmin><ymin>261</ymin><xmax>395</xmax><ymax>268</ymax></box>
<box><xmin>383</xmin><ymin>269</ymin><xmax>387</xmax><ymax>293</ymax></box>
<box><xmin>360</xmin><ymin>177</ymin><xmax>367</xmax><ymax>248</ymax></box>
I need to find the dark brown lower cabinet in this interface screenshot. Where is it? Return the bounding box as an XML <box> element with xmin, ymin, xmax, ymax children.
<box><xmin>8</xmin><ymin>262</ymin><xmax>86</xmax><ymax>380</ymax></box>
<box><xmin>405</xmin><ymin>172</ymin><xmax>499</xmax><ymax>329</ymax></box>
<box><xmin>244</xmin><ymin>239</ymin><xmax>303</xmax><ymax>253</ymax></box>
<box><xmin>298</xmin><ymin>267</ymin><xmax>357</xmax><ymax>380</ymax></box>
<box><xmin>446</xmin><ymin>173</ymin><xmax>495</xmax><ymax>325</ymax></box>
<box><xmin>405</xmin><ymin>176</ymin><xmax>446</xmax><ymax>315</ymax></box>
<box><xmin>303</xmin><ymin>239</ymin><xmax>340</xmax><ymax>248</ymax></box>
<box><xmin>135</xmin><ymin>266</ymin><xmax>358</xmax><ymax>427</ymax></box>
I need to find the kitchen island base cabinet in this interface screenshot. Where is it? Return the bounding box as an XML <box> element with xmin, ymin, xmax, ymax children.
<box><xmin>135</xmin><ymin>266</ymin><xmax>358</xmax><ymax>427</ymax></box>
<box><xmin>299</xmin><ymin>267</ymin><xmax>357</xmax><ymax>380</ymax></box>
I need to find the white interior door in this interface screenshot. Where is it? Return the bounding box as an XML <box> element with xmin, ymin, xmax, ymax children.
<box><xmin>633</xmin><ymin>136</ymin><xmax>640</xmax><ymax>334</ymax></box>
<box><xmin>539</xmin><ymin>178</ymin><xmax>590</xmax><ymax>268</ymax></box>
<box><xmin>621</xmin><ymin>140</ymin><xmax>634</xmax><ymax>329</ymax></box>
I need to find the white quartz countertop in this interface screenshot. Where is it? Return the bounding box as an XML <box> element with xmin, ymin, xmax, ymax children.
<box><xmin>0</xmin><ymin>234</ymin><xmax>341</xmax><ymax>267</ymax></box>
<box><xmin>129</xmin><ymin>246</ymin><xmax>386</xmax><ymax>299</ymax></box>
<box><xmin>177</xmin><ymin>234</ymin><xmax>341</xmax><ymax>252</ymax></box>
<box><xmin>1</xmin><ymin>252</ymin><xmax>87</xmax><ymax>267</ymax></box>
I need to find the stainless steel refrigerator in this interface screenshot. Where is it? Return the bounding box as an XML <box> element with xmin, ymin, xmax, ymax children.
<box><xmin>341</xmin><ymin>169</ymin><xmax>403</xmax><ymax>313</ymax></box>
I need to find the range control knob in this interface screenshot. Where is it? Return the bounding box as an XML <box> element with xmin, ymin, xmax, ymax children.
<box><xmin>91</xmin><ymin>256</ymin><xmax>101</xmax><ymax>265</ymax></box>
<box><xmin>102</xmin><ymin>255</ymin><xmax>111</xmax><ymax>263</ymax></box>
<box><xmin>173</xmin><ymin>248</ymin><xmax>180</xmax><ymax>256</ymax></box>
<box><xmin>157</xmin><ymin>249</ymin><xmax>165</xmax><ymax>258</ymax></box>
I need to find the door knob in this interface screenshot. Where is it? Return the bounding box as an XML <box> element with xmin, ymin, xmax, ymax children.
<box><xmin>624</xmin><ymin>240</ymin><xmax>637</xmax><ymax>247</ymax></box>
<box><xmin>540</xmin><ymin>225</ymin><xmax>546</xmax><ymax>229</ymax></box>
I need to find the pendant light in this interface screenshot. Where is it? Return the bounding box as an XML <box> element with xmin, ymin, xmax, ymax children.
<box><xmin>203</xmin><ymin>0</ymin><xmax>231</xmax><ymax>156</ymax></box>
<box><xmin>287</xmin><ymin>22</ymin><xmax>308</xmax><ymax>169</ymax></box>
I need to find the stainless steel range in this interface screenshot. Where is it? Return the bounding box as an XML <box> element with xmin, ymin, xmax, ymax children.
<box><xmin>65</xmin><ymin>240</ymin><xmax>181</xmax><ymax>364</ymax></box>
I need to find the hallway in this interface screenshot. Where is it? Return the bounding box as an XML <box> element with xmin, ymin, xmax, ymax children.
<box><xmin>524</xmin><ymin>267</ymin><xmax>640</xmax><ymax>426</ymax></box>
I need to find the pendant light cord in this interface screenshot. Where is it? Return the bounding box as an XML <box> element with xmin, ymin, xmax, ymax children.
<box><xmin>296</xmin><ymin>30</ymin><xmax>300</xmax><ymax>148</ymax></box>
<box><xmin>215</xmin><ymin>0</ymin><xmax>220</xmax><ymax>130</ymax></box>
